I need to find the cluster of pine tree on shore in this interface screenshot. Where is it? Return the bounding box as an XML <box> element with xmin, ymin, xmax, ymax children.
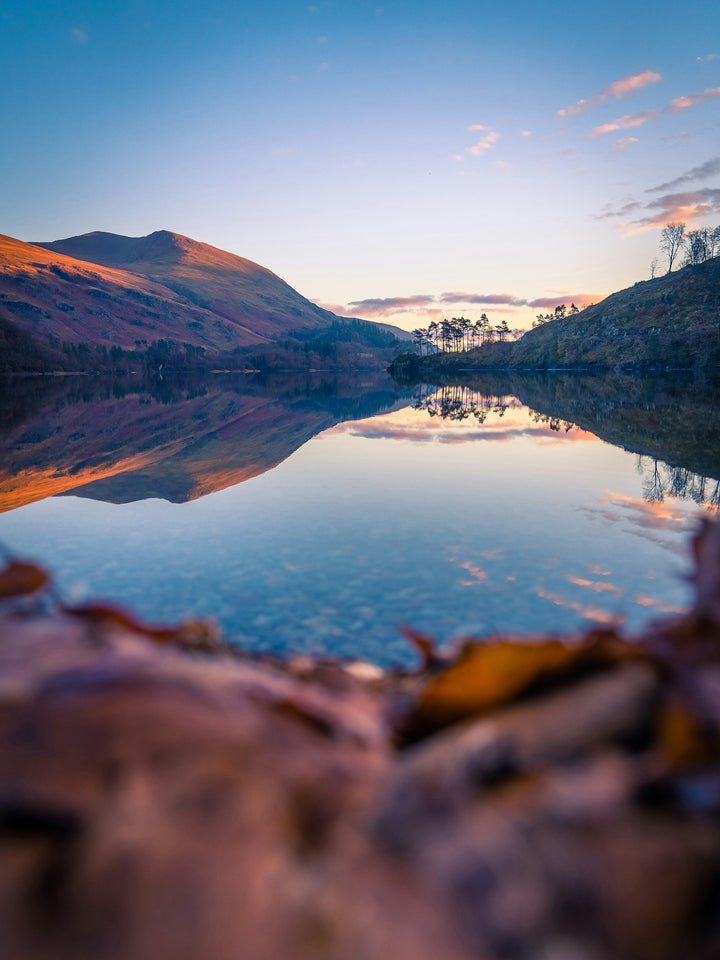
<box><xmin>411</xmin><ymin>315</ymin><xmax>515</xmax><ymax>355</ymax></box>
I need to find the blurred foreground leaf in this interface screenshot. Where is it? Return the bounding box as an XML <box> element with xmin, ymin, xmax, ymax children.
<box><xmin>0</xmin><ymin>560</ymin><xmax>49</xmax><ymax>599</ymax></box>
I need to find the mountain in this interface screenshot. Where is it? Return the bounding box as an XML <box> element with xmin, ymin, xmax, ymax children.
<box><xmin>0</xmin><ymin>231</ymin><xmax>408</xmax><ymax>369</ymax></box>
<box><xmin>393</xmin><ymin>255</ymin><xmax>720</xmax><ymax>375</ymax></box>
<box><xmin>34</xmin><ymin>230</ymin><xmax>342</xmax><ymax>341</ymax></box>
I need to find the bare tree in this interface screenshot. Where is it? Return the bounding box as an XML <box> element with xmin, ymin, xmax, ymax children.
<box><xmin>684</xmin><ymin>229</ymin><xmax>711</xmax><ymax>266</ymax></box>
<box><xmin>660</xmin><ymin>222</ymin><xmax>686</xmax><ymax>273</ymax></box>
<box><xmin>708</xmin><ymin>225</ymin><xmax>720</xmax><ymax>258</ymax></box>
<box><xmin>649</xmin><ymin>258</ymin><xmax>659</xmax><ymax>279</ymax></box>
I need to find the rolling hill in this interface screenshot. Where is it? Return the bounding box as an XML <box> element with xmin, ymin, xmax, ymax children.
<box><xmin>393</xmin><ymin>254</ymin><xmax>720</xmax><ymax>375</ymax></box>
<box><xmin>501</xmin><ymin>253</ymin><xmax>720</xmax><ymax>369</ymax></box>
<box><xmin>0</xmin><ymin>230</ymin><xmax>408</xmax><ymax>369</ymax></box>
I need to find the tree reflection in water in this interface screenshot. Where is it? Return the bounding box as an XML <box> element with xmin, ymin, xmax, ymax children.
<box><xmin>411</xmin><ymin>383</ymin><xmax>515</xmax><ymax>423</ymax></box>
<box><xmin>636</xmin><ymin>455</ymin><xmax>720</xmax><ymax>508</ymax></box>
<box><xmin>411</xmin><ymin>383</ymin><xmax>720</xmax><ymax>509</ymax></box>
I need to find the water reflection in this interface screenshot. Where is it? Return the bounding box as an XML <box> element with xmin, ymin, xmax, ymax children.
<box><xmin>0</xmin><ymin>371</ymin><xmax>718</xmax><ymax>664</ymax></box>
<box><xmin>407</xmin><ymin>376</ymin><xmax>720</xmax><ymax>508</ymax></box>
<box><xmin>636</xmin><ymin>457</ymin><xmax>720</xmax><ymax>507</ymax></box>
<box><xmin>0</xmin><ymin>372</ymin><xmax>413</xmax><ymax>512</ymax></box>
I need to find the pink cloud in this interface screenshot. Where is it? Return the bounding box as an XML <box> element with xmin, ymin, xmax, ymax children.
<box><xmin>527</xmin><ymin>294</ymin><xmax>600</xmax><ymax>309</ymax></box>
<box><xmin>628</xmin><ymin>188</ymin><xmax>720</xmax><ymax>230</ymax></box>
<box><xmin>611</xmin><ymin>137</ymin><xmax>639</xmax><ymax>150</ymax></box>
<box><xmin>605</xmin><ymin>71</ymin><xmax>662</xmax><ymax>98</ymax></box>
<box><xmin>347</xmin><ymin>295</ymin><xmax>435</xmax><ymax>317</ymax></box>
<box><xmin>588</xmin><ymin>110</ymin><xmax>656</xmax><ymax>136</ymax></box>
<box><xmin>665</xmin><ymin>86</ymin><xmax>720</xmax><ymax>112</ymax></box>
<box><xmin>440</xmin><ymin>291</ymin><xmax>528</xmax><ymax>307</ymax></box>
<box><xmin>557</xmin><ymin>70</ymin><xmax>661</xmax><ymax>120</ymax></box>
<box><xmin>590</xmin><ymin>122</ymin><xmax>621</xmax><ymax>136</ymax></box>
<box><xmin>329</xmin><ymin>290</ymin><xmax>601</xmax><ymax>323</ymax></box>
<box><xmin>466</xmin><ymin>129</ymin><xmax>500</xmax><ymax>157</ymax></box>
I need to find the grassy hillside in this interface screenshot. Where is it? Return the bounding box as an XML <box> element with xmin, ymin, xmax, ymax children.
<box><xmin>393</xmin><ymin>255</ymin><xmax>720</xmax><ymax>375</ymax></box>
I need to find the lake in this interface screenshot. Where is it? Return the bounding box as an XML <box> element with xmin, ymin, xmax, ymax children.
<box><xmin>1</xmin><ymin>371</ymin><xmax>718</xmax><ymax>666</ymax></box>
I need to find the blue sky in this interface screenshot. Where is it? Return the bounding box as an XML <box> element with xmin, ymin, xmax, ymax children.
<box><xmin>2</xmin><ymin>0</ymin><xmax>719</xmax><ymax>328</ymax></box>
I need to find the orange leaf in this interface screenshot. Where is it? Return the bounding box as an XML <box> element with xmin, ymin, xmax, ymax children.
<box><xmin>0</xmin><ymin>561</ymin><xmax>50</xmax><ymax>599</ymax></box>
<box><xmin>657</xmin><ymin>699</ymin><xmax>713</xmax><ymax>768</ymax></box>
<box><xmin>413</xmin><ymin>639</ymin><xmax>583</xmax><ymax>731</ymax></box>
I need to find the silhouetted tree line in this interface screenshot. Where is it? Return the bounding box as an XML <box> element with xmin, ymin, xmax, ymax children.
<box><xmin>411</xmin><ymin>316</ymin><xmax>514</xmax><ymax>355</ymax></box>
<box><xmin>531</xmin><ymin>303</ymin><xmax>581</xmax><ymax>328</ymax></box>
<box><xmin>1</xmin><ymin>317</ymin><xmax>403</xmax><ymax>375</ymax></box>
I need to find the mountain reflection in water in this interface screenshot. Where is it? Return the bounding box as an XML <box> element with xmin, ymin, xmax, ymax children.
<box><xmin>0</xmin><ymin>371</ymin><xmax>718</xmax><ymax>665</ymax></box>
<box><xmin>0</xmin><ymin>373</ymin><xmax>414</xmax><ymax>512</ymax></box>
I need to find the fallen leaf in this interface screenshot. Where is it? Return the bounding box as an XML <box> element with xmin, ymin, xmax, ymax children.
<box><xmin>0</xmin><ymin>561</ymin><xmax>50</xmax><ymax>599</ymax></box>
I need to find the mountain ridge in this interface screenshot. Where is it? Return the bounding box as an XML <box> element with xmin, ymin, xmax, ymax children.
<box><xmin>32</xmin><ymin>228</ymin><xmax>340</xmax><ymax>342</ymax></box>
<box><xmin>0</xmin><ymin>230</ymin><xmax>408</xmax><ymax>370</ymax></box>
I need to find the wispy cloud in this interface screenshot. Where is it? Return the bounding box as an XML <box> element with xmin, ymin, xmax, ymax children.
<box><xmin>594</xmin><ymin>199</ymin><xmax>643</xmax><ymax>221</ymax></box>
<box><xmin>466</xmin><ymin>127</ymin><xmax>500</xmax><ymax>157</ymax></box>
<box><xmin>339</xmin><ymin>290</ymin><xmax>600</xmax><ymax>322</ymax></box>
<box><xmin>647</xmin><ymin>156</ymin><xmax>720</xmax><ymax>192</ymax></box>
<box><xmin>440</xmin><ymin>291</ymin><xmax>527</xmax><ymax>307</ymax></box>
<box><xmin>527</xmin><ymin>294</ymin><xmax>599</xmax><ymax>309</ymax></box>
<box><xmin>696</xmin><ymin>53</ymin><xmax>720</xmax><ymax>62</ymax></box>
<box><xmin>665</xmin><ymin>86</ymin><xmax>720</xmax><ymax>111</ymax></box>
<box><xmin>597</xmin><ymin>179</ymin><xmax>720</xmax><ymax>230</ymax></box>
<box><xmin>557</xmin><ymin>69</ymin><xmax>661</xmax><ymax>120</ymax></box>
<box><xmin>338</xmin><ymin>290</ymin><xmax>600</xmax><ymax>324</ymax></box>
<box><xmin>588</xmin><ymin>110</ymin><xmax>656</xmax><ymax>137</ymax></box>
<box><xmin>70</xmin><ymin>26</ymin><xmax>88</xmax><ymax>44</ymax></box>
<box><xmin>611</xmin><ymin>137</ymin><xmax>639</xmax><ymax>150</ymax></box>
<box><xmin>347</xmin><ymin>295</ymin><xmax>436</xmax><ymax>316</ymax></box>
<box><xmin>628</xmin><ymin>188</ymin><xmax>720</xmax><ymax>230</ymax></box>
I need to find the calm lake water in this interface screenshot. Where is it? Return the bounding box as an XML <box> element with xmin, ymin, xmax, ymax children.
<box><xmin>1</xmin><ymin>372</ymin><xmax>718</xmax><ymax>666</ymax></box>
